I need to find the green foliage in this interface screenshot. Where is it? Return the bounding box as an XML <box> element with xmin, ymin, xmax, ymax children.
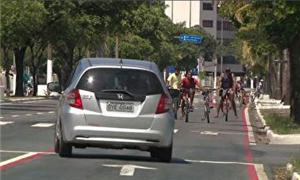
<box><xmin>264</xmin><ymin>113</ymin><xmax>300</xmax><ymax>134</ymax></box>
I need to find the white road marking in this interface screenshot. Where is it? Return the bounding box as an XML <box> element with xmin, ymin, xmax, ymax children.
<box><xmin>26</xmin><ymin>114</ymin><xmax>32</xmax><ymax>116</ymax></box>
<box><xmin>244</xmin><ymin>107</ymin><xmax>257</xmax><ymax>145</ymax></box>
<box><xmin>254</xmin><ymin>164</ymin><xmax>269</xmax><ymax>180</ymax></box>
<box><xmin>192</xmin><ymin>130</ymin><xmax>244</xmax><ymax>136</ymax></box>
<box><xmin>0</xmin><ymin>150</ymin><xmax>55</xmax><ymax>155</ymax></box>
<box><xmin>200</xmin><ymin>131</ymin><xmax>219</xmax><ymax>136</ymax></box>
<box><xmin>174</xmin><ymin>129</ymin><xmax>178</xmax><ymax>133</ymax></box>
<box><xmin>11</xmin><ymin>115</ymin><xmax>19</xmax><ymax>118</ymax></box>
<box><xmin>36</xmin><ymin>112</ymin><xmax>44</xmax><ymax>115</ymax></box>
<box><xmin>48</xmin><ymin>111</ymin><xmax>54</xmax><ymax>114</ymax></box>
<box><xmin>31</xmin><ymin>123</ymin><xmax>54</xmax><ymax>127</ymax></box>
<box><xmin>102</xmin><ymin>164</ymin><xmax>156</xmax><ymax>176</ymax></box>
<box><xmin>0</xmin><ymin>117</ymin><xmax>3</xmax><ymax>119</ymax></box>
<box><xmin>0</xmin><ymin>152</ymin><xmax>38</xmax><ymax>167</ymax></box>
<box><xmin>0</xmin><ymin>121</ymin><xmax>14</xmax><ymax>126</ymax></box>
<box><xmin>185</xmin><ymin>159</ymin><xmax>256</xmax><ymax>166</ymax></box>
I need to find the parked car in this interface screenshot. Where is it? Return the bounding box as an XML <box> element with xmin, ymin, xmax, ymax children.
<box><xmin>47</xmin><ymin>58</ymin><xmax>175</xmax><ymax>162</ymax></box>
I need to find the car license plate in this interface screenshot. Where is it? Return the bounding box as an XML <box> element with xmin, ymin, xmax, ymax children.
<box><xmin>106</xmin><ymin>101</ymin><xmax>134</xmax><ymax>112</ymax></box>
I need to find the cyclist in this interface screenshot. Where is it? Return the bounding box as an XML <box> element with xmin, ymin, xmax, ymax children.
<box><xmin>167</xmin><ymin>67</ymin><xmax>181</xmax><ymax>90</ymax></box>
<box><xmin>181</xmin><ymin>70</ymin><xmax>200</xmax><ymax>110</ymax></box>
<box><xmin>236</xmin><ymin>77</ymin><xmax>246</xmax><ymax>105</ymax></box>
<box><xmin>215</xmin><ymin>68</ymin><xmax>238</xmax><ymax>118</ymax></box>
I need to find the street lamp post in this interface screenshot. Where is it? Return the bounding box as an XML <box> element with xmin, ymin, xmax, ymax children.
<box><xmin>220</xmin><ymin>17</ymin><xmax>223</xmax><ymax>74</ymax></box>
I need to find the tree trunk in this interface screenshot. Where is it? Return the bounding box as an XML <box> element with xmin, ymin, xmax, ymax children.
<box><xmin>3</xmin><ymin>47</ymin><xmax>11</xmax><ymax>96</ymax></box>
<box><xmin>269</xmin><ymin>57</ymin><xmax>279</xmax><ymax>99</ymax></box>
<box><xmin>61</xmin><ymin>48</ymin><xmax>74</xmax><ymax>89</ymax></box>
<box><xmin>32</xmin><ymin>68</ymin><xmax>38</xmax><ymax>96</ymax></box>
<box><xmin>14</xmin><ymin>47</ymin><xmax>27</xmax><ymax>97</ymax></box>
<box><xmin>281</xmin><ymin>49</ymin><xmax>290</xmax><ymax>105</ymax></box>
<box><xmin>290</xmin><ymin>35</ymin><xmax>300</xmax><ymax>124</ymax></box>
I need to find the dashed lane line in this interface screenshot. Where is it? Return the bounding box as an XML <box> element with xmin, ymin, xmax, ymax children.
<box><xmin>36</xmin><ymin>112</ymin><xmax>44</xmax><ymax>115</ymax></box>
<box><xmin>0</xmin><ymin>117</ymin><xmax>3</xmax><ymax>119</ymax></box>
<box><xmin>0</xmin><ymin>121</ymin><xmax>14</xmax><ymax>126</ymax></box>
<box><xmin>11</xmin><ymin>115</ymin><xmax>19</xmax><ymax>118</ymax></box>
<box><xmin>184</xmin><ymin>159</ymin><xmax>255</xmax><ymax>166</ymax></box>
<box><xmin>26</xmin><ymin>114</ymin><xmax>32</xmax><ymax>116</ymax></box>
<box><xmin>31</xmin><ymin>123</ymin><xmax>54</xmax><ymax>127</ymax></box>
<box><xmin>48</xmin><ymin>111</ymin><xmax>55</xmax><ymax>114</ymax></box>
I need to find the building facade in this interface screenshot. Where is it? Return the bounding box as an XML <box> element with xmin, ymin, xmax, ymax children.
<box><xmin>165</xmin><ymin>0</ymin><xmax>245</xmax><ymax>87</ymax></box>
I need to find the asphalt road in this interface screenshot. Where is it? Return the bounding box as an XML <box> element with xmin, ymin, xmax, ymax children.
<box><xmin>1</xmin><ymin>96</ymin><xmax>299</xmax><ymax>180</ymax></box>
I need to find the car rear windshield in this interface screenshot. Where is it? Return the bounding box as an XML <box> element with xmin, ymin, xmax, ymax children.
<box><xmin>76</xmin><ymin>68</ymin><xmax>163</xmax><ymax>95</ymax></box>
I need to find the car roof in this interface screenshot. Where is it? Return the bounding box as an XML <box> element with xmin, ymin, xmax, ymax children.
<box><xmin>79</xmin><ymin>58</ymin><xmax>157</xmax><ymax>72</ymax></box>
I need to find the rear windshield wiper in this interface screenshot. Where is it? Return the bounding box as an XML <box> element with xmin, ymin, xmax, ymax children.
<box><xmin>98</xmin><ymin>89</ymin><xmax>146</xmax><ymax>102</ymax></box>
<box><xmin>101</xmin><ymin>89</ymin><xmax>145</xmax><ymax>97</ymax></box>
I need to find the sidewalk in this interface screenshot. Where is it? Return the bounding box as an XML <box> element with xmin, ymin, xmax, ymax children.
<box><xmin>255</xmin><ymin>95</ymin><xmax>300</xmax><ymax>145</ymax></box>
<box><xmin>0</xmin><ymin>96</ymin><xmax>49</xmax><ymax>103</ymax></box>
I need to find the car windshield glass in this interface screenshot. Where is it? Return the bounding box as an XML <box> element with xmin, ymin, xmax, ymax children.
<box><xmin>76</xmin><ymin>68</ymin><xmax>163</xmax><ymax>95</ymax></box>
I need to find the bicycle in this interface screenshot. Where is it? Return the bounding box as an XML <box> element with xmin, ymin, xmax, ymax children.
<box><xmin>168</xmin><ymin>89</ymin><xmax>181</xmax><ymax>119</ymax></box>
<box><xmin>181</xmin><ymin>88</ymin><xmax>193</xmax><ymax>123</ymax></box>
<box><xmin>221</xmin><ymin>89</ymin><xmax>232</xmax><ymax>122</ymax></box>
<box><xmin>201</xmin><ymin>88</ymin><xmax>215</xmax><ymax>123</ymax></box>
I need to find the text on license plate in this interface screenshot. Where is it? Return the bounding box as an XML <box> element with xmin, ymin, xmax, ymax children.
<box><xmin>106</xmin><ymin>102</ymin><xmax>134</xmax><ymax>112</ymax></box>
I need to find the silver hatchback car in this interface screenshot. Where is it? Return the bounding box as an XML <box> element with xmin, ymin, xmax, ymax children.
<box><xmin>48</xmin><ymin>58</ymin><xmax>175</xmax><ymax>162</ymax></box>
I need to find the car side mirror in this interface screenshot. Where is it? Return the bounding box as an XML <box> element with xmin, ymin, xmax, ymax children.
<box><xmin>47</xmin><ymin>82</ymin><xmax>62</xmax><ymax>93</ymax></box>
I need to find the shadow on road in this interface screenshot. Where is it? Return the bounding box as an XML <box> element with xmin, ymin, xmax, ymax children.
<box><xmin>68</xmin><ymin>153</ymin><xmax>190</xmax><ymax>164</ymax></box>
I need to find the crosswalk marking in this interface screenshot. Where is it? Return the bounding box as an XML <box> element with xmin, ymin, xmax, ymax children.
<box><xmin>31</xmin><ymin>123</ymin><xmax>54</xmax><ymax>127</ymax></box>
<box><xmin>0</xmin><ymin>121</ymin><xmax>14</xmax><ymax>126</ymax></box>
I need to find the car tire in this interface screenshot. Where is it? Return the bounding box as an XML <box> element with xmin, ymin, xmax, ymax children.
<box><xmin>150</xmin><ymin>143</ymin><xmax>173</xmax><ymax>163</ymax></box>
<box><xmin>55</xmin><ymin>122</ymin><xmax>72</xmax><ymax>157</ymax></box>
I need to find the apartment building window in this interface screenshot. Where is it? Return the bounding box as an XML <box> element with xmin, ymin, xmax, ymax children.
<box><xmin>203</xmin><ymin>3</ymin><xmax>213</xmax><ymax>10</ymax></box>
<box><xmin>217</xmin><ymin>20</ymin><xmax>234</xmax><ymax>31</ymax></box>
<box><xmin>203</xmin><ymin>20</ymin><xmax>214</xmax><ymax>28</ymax></box>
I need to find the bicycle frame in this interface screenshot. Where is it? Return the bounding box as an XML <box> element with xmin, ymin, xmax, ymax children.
<box><xmin>181</xmin><ymin>89</ymin><xmax>193</xmax><ymax>122</ymax></box>
<box><xmin>222</xmin><ymin>89</ymin><xmax>232</xmax><ymax>122</ymax></box>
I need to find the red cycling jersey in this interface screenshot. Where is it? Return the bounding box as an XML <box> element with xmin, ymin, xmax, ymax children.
<box><xmin>181</xmin><ymin>77</ymin><xmax>197</xmax><ymax>89</ymax></box>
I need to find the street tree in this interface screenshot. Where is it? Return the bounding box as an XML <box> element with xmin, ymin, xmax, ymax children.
<box><xmin>220</xmin><ymin>0</ymin><xmax>300</xmax><ymax>123</ymax></box>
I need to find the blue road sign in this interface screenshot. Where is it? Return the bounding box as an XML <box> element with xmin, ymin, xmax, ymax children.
<box><xmin>179</xmin><ymin>34</ymin><xmax>203</xmax><ymax>44</ymax></box>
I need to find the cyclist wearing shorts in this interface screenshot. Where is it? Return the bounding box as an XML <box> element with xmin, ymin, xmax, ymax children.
<box><xmin>181</xmin><ymin>71</ymin><xmax>199</xmax><ymax>109</ymax></box>
<box><xmin>215</xmin><ymin>68</ymin><xmax>238</xmax><ymax>118</ymax></box>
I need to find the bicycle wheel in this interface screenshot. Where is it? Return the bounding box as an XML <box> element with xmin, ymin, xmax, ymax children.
<box><xmin>173</xmin><ymin>98</ymin><xmax>179</xmax><ymax>119</ymax></box>
<box><xmin>223</xmin><ymin>98</ymin><xmax>229</xmax><ymax>122</ymax></box>
<box><xmin>205</xmin><ymin>105</ymin><xmax>210</xmax><ymax>123</ymax></box>
<box><xmin>185</xmin><ymin>101</ymin><xmax>189</xmax><ymax>122</ymax></box>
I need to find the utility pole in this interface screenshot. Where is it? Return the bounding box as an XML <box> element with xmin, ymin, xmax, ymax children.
<box><xmin>171</xmin><ymin>0</ymin><xmax>174</xmax><ymax>21</ymax></box>
<box><xmin>46</xmin><ymin>43</ymin><xmax>53</xmax><ymax>84</ymax></box>
<box><xmin>220</xmin><ymin>17</ymin><xmax>224</xmax><ymax>74</ymax></box>
<box><xmin>189</xmin><ymin>0</ymin><xmax>192</xmax><ymax>28</ymax></box>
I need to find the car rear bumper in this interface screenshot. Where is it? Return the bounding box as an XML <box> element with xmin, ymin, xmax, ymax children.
<box><xmin>61</xmin><ymin>111</ymin><xmax>174</xmax><ymax>150</ymax></box>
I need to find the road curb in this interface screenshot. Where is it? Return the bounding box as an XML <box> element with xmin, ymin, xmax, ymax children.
<box><xmin>256</xmin><ymin>105</ymin><xmax>300</xmax><ymax>145</ymax></box>
<box><xmin>1</xmin><ymin>97</ymin><xmax>48</xmax><ymax>102</ymax></box>
<box><xmin>287</xmin><ymin>163</ymin><xmax>300</xmax><ymax>180</ymax></box>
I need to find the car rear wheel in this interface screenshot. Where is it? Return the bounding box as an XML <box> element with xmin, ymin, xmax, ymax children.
<box><xmin>150</xmin><ymin>143</ymin><xmax>173</xmax><ymax>163</ymax></box>
<box><xmin>55</xmin><ymin>122</ymin><xmax>72</xmax><ymax>157</ymax></box>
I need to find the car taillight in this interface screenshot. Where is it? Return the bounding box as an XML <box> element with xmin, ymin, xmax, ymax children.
<box><xmin>155</xmin><ymin>94</ymin><xmax>170</xmax><ymax>114</ymax></box>
<box><xmin>67</xmin><ymin>89</ymin><xmax>83</xmax><ymax>109</ymax></box>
